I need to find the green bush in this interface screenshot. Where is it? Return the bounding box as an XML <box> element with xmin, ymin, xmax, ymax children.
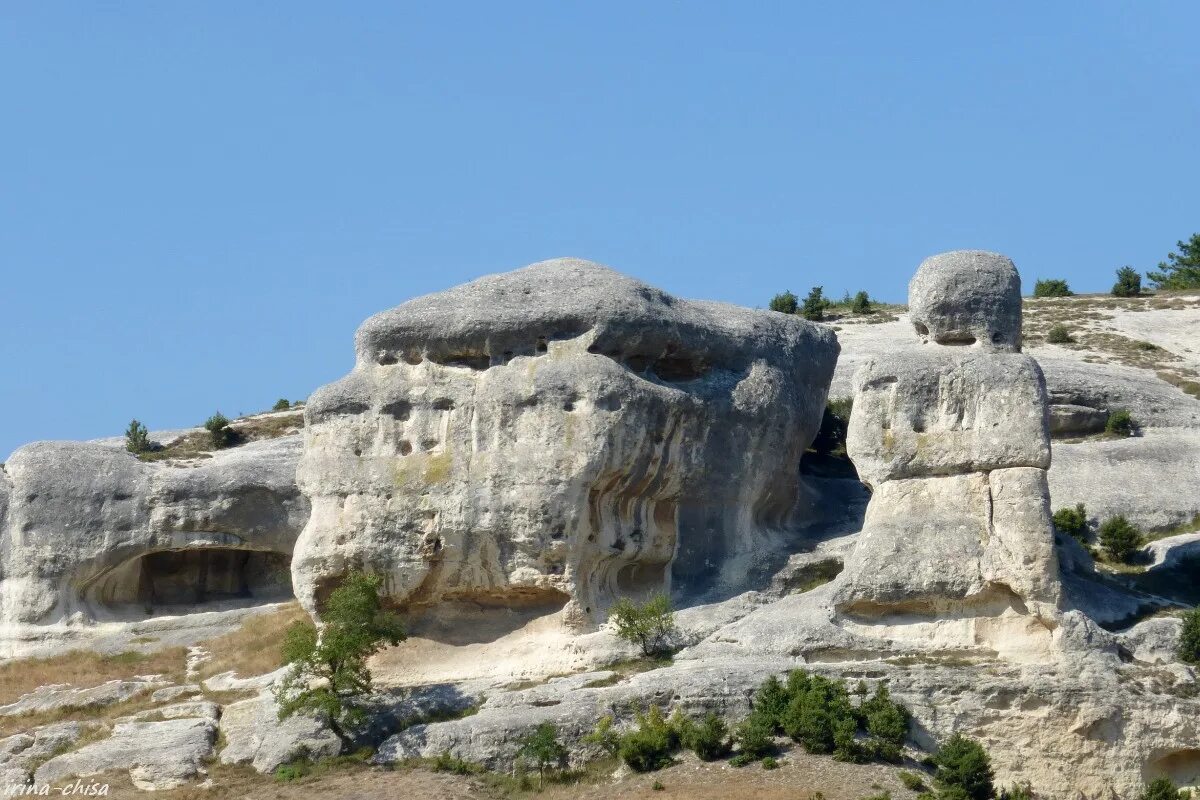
<box><xmin>1141</xmin><ymin>777</ymin><xmax>1187</xmax><ymax>800</ymax></box>
<box><xmin>1046</xmin><ymin>324</ymin><xmax>1073</xmax><ymax>344</ymax></box>
<box><xmin>1052</xmin><ymin>504</ymin><xmax>1089</xmax><ymax>542</ymax></box>
<box><xmin>761</xmin><ymin>755</ymin><xmax>779</xmax><ymax>769</ymax></box>
<box><xmin>617</xmin><ymin>706</ymin><xmax>677</xmax><ymax>773</ymax></box>
<box><xmin>204</xmin><ymin>412</ymin><xmax>235</xmax><ymax>449</ymax></box>
<box><xmin>1000</xmin><ymin>784</ymin><xmax>1034</xmax><ymax>800</ymax></box>
<box><xmin>676</xmin><ymin>712</ymin><xmax>730</xmax><ymax>761</ymax></box>
<box><xmin>609</xmin><ymin>594</ymin><xmax>677</xmax><ymax>656</ymax></box>
<box><xmin>125</xmin><ymin>419</ymin><xmax>152</xmax><ymax>454</ymax></box>
<box><xmin>933</xmin><ymin>734</ymin><xmax>995</xmax><ymax>800</ymax></box>
<box><xmin>752</xmin><ymin>675</ymin><xmax>790</xmax><ymax>732</ymax></box>
<box><xmin>850</xmin><ymin>290</ymin><xmax>873</xmax><ymax>314</ymax></box>
<box><xmin>582</xmin><ymin>715</ymin><xmax>620</xmax><ymax>757</ymax></box>
<box><xmin>812</xmin><ymin>398</ymin><xmax>853</xmax><ymax>456</ymax></box>
<box><xmin>1146</xmin><ymin>233</ymin><xmax>1200</xmax><ymax>291</ymax></box>
<box><xmin>860</xmin><ymin>684</ymin><xmax>910</xmax><ymax>762</ymax></box>
<box><xmin>781</xmin><ymin>673</ymin><xmax>857</xmax><ymax>757</ymax></box>
<box><xmin>429</xmin><ymin>751</ymin><xmax>483</xmax><ymax>775</ymax></box>
<box><xmin>1033</xmin><ymin>279</ymin><xmax>1073</xmax><ymax>298</ymax></box>
<box><xmin>1105</xmin><ymin>409</ymin><xmax>1135</xmax><ymax>437</ymax></box>
<box><xmin>733</xmin><ymin>712</ymin><xmax>777</xmax><ymax>760</ymax></box>
<box><xmin>1178</xmin><ymin>607</ymin><xmax>1200</xmax><ymax>665</ymax></box>
<box><xmin>899</xmin><ymin>770</ymin><xmax>927</xmax><ymax>791</ymax></box>
<box><xmin>1098</xmin><ymin>515</ymin><xmax>1142</xmax><ymax>563</ymax></box>
<box><xmin>273</xmin><ymin>398</ymin><xmax>291</xmax><ymax>411</ymax></box>
<box><xmin>516</xmin><ymin>722</ymin><xmax>568</xmax><ymax>782</ymax></box>
<box><xmin>769</xmin><ymin>291</ymin><xmax>799</xmax><ymax>314</ymax></box>
<box><xmin>1112</xmin><ymin>266</ymin><xmax>1142</xmax><ymax>297</ymax></box>
<box><xmin>802</xmin><ymin>286</ymin><xmax>832</xmax><ymax>321</ymax></box>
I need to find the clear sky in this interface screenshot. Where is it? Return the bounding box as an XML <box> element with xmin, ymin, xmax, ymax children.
<box><xmin>2</xmin><ymin>3</ymin><xmax>1198</xmax><ymax>458</ymax></box>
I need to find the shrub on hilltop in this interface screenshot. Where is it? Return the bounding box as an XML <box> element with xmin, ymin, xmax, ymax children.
<box><xmin>1112</xmin><ymin>266</ymin><xmax>1142</xmax><ymax>297</ymax></box>
<box><xmin>769</xmin><ymin>291</ymin><xmax>799</xmax><ymax>314</ymax></box>
<box><xmin>1033</xmin><ymin>279</ymin><xmax>1072</xmax><ymax>297</ymax></box>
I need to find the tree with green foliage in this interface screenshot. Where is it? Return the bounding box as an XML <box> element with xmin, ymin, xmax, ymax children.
<box><xmin>675</xmin><ymin>712</ymin><xmax>730</xmax><ymax>761</ymax></box>
<box><xmin>1141</xmin><ymin>777</ymin><xmax>1187</xmax><ymax>800</ymax></box>
<box><xmin>1178</xmin><ymin>607</ymin><xmax>1200</xmax><ymax>665</ymax></box>
<box><xmin>1052</xmin><ymin>504</ymin><xmax>1089</xmax><ymax>543</ymax></box>
<box><xmin>1099</xmin><ymin>515</ymin><xmax>1142</xmax><ymax>563</ymax></box>
<box><xmin>752</xmin><ymin>674</ymin><xmax>790</xmax><ymax>732</ymax></box>
<box><xmin>1033</xmin><ymin>279</ymin><xmax>1073</xmax><ymax>298</ymax></box>
<box><xmin>781</xmin><ymin>673</ymin><xmax>857</xmax><ymax>757</ymax></box>
<box><xmin>934</xmin><ymin>734</ymin><xmax>995</xmax><ymax>800</ymax></box>
<box><xmin>273</xmin><ymin>398</ymin><xmax>292</xmax><ymax>411</ymax></box>
<box><xmin>204</xmin><ymin>412</ymin><xmax>235</xmax><ymax>449</ymax></box>
<box><xmin>769</xmin><ymin>291</ymin><xmax>799</xmax><ymax>314</ymax></box>
<box><xmin>860</xmin><ymin>683</ymin><xmax>910</xmax><ymax>762</ymax></box>
<box><xmin>801</xmin><ymin>286</ymin><xmax>832</xmax><ymax>321</ymax></box>
<box><xmin>1146</xmin><ymin>233</ymin><xmax>1200</xmax><ymax>290</ymax></box>
<box><xmin>516</xmin><ymin>722</ymin><xmax>568</xmax><ymax>785</ymax></box>
<box><xmin>1112</xmin><ymin>266</ymin><xmax>1142</xmax><ymax>297</ymax></box>
<box><xmin>732</xmin><ymin>713</ymin><xmax>776</xmax><ymax>763</ymax></box>
<box><xmin>617</xmin><ymin>706</ymin><xmax>676</xmax><ymax>772</ymax></box>
<box><xmin>850</xmin><ymin>290</ymin><xmax>873</xmax><ymax>314</ymax></box>
<box><xmin>609</xmin><ymin>594</ymin><xmax>677</xmax><ymax>656</ymax></box>
<box><xmin>275</xmin><ymin>572</ymin><xmax>406</xmax><ymax>749</ymax></box>
<box><xmin>125</xmin><ymin>419</ymin><xmax>152</xmax><ymax>454</ymax></box>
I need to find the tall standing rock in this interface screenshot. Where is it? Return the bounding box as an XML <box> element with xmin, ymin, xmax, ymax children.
<box><xmin>834</xmin><ymin>251</ymin><xmax>1060</xmax><ymax>658</ymax></box>
<box><xmin>292</xmin><ymin>258</ymin><xmax>839</xmax><ymax>625</ymax></box>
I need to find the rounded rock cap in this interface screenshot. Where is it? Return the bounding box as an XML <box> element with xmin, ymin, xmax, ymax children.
<box><xmin>908</xmin><ymin>250</ymin><xmax>1021</xmax><ymax>352</ymax></box>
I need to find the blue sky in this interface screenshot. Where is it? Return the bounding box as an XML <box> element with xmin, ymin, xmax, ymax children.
<box><xmin>2</xmin><ymin>3</ymin><xmax>1198</xmax><ymax>457</ymax></box>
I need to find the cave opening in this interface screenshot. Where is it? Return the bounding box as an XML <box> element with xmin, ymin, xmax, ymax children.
<box><xmin>90</xmin><ymin>548</ymin><xmax>292</xmax><ymax>612</ymax></box>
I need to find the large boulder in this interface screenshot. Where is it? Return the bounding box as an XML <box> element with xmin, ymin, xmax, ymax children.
<box><xmin>293</xmin><ymin>258</ymin><xmax>839</xmax><ymax>624</ymax></box>
<box><xmin>908</xmin><ymin>250</ymin><xmax>1022</xmax><ymax>351</ymax></box>
<box><xmin>0</xmin><ymin>435</ymin><xmax>306</xmax><ymax>628</ymax></box>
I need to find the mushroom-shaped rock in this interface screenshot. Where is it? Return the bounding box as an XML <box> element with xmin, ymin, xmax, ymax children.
<box><xmin>908</xmin><ymin>250</ymin><xmax>1022</xmax><ymax>351</ymax></box>
<box><xmin>292</xmin><ymin>258</ymin><xmax>840</xmax><ymax>625</ymax></box>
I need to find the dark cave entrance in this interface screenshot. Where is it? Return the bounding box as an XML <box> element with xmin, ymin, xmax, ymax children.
<box><xmin>92</xmin><ymin>548</ymin><xmax>293</xmax><ymax>611</ymax></box>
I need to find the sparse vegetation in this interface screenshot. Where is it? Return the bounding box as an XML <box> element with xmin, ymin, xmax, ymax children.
<box><xmin>205</xmin><ymin>412</ymin><xmax>236</xmax><ymax>449</ymax></box>
<box><xmin>608</xmin><ymin>594</ymin><xmax>677</xmax><ymax>656</ymax></box>
<box><xmin>1046</xmin><ymin>324</ymin><xmax>1073</xmax><ymax>344</ymax></box>
<box><xmin>899</xmin><ymin>770</ymin><xmax>927</xmax><ymax>791</ymax></box>
<box><xmin>197</xmin><ymin>602</ymin><xmax>309</xmax><ymax>680</ymax></box>
<box><xmin>933</xmin><ymin>734</ymin><xmax>995</xmax><ymax>800</ymax></box>
<box><xmin>516</xmin><ymin>722</ymin><xmax>568</xmax><ymax>785</ymax></box>
<box><xmin>1105</xmin><ymin>408</ymin><xmax>1136</xmax><ymax>437</ymax></box>
<box><xmin>1178</xmin><ymin>607</ymin><xmax>1200</xmax><ymax>665</ymax></box>
<box><xmin>1099</xmin><ymin>516</ymin><xmax>1143</xmax><ymax>564</ymax></box>
<box><xmin>1146</xmin><ymin>233</ymin><xmax>1200</xmax><ymax>290</ymax></box>
<box><xmin>770</xmin><ymin>290</ymin><xmax>799</xmax><ymax>314</ymax></box>
<box><xmin>273</xmin><ymin>398</ymin><xmax>292</xmax><ymax>411</ymax></box>
<box><xmin>812</xmin><ymin>397</ymin><xmax>853</xmax><ymax>456</ymax></box>
<box><xmin>999</xmin><ymin>784</ymin><xmax>1034</xmax><ymax>800</ymax></box>
<box><xmin>582</xmin><ymin>715</ymin><xmax>621</xmax><ymax>757</ymax></box>
<box><xmin>125</xmin><ymin>419</ymin><xmax>153</xmax><ymax>454</ymax></box>
<box><xmin>802</xmin><ymin>286</ymin><xmax>833</xmax><ymax>321</ymax></box>
<box><xmin>1052</xmin><ymin>504</ymin><xmax>1089</xmax><ymax>543</ymax></box>
<box><xmin>1140</xmin><ymin>776</ymin><xmax>1188</xmax><ymax>800</ymax></box>
<box><xmin>1112</xmin><ymin>266</ymin><xmax>1143</xmax><ymax>298</ymax></box>
<box><xmin>276</xmin><ymin>573</ymin><xmax>406</xmax><ymax>750</ymax></box>
<box><xmin>0</xmin><ymin>648</ymin><xmax>187</xmax><ymax>707</ymax></box>
<box><xmin>1033</xmin><ymin>279</ymin><xmax>1072</xmax><ymax>298</ymax></box>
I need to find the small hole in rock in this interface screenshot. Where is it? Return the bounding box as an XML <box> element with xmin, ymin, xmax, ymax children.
<box><xmin>399</xmin><ymin>441</ymin><xmax>413</xmax><ymax>455</ymax></box>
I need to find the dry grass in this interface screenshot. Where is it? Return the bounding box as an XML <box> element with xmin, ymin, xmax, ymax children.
<box><xmin>0</xmin><ymin>647</ymin><xmax>187</xmax><ymax>706</ymax></box>
<box><xmin>0</xmin><ymin>688</ymin><xmax>165</xmax><ymax>737</ymax></box>
<box><xmin>196</xmin><ymin>602</ymin><xmax>310</xmax><ymax>681</ymax></box>
<box><xmin>139</xmin><ymin>411</ymin><xmax>304</xmax><ymax>463</ymax></box>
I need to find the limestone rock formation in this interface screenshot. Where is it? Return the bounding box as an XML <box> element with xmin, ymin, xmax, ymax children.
<box><xmin>0</xmin><ymin>433</ymin><xmax>306</xmax><ymax>634</ymax></box>
<box><xmin>292</xmin><ymin>258</ymin><xmax>839</xmax><ymax>624</ymax></box>
<box><xmin>833</xmin><ymin>251</ymin><xmax>1060</xmax><ymax>648</ymax></box>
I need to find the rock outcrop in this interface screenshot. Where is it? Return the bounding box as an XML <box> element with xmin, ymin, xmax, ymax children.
<box><xmin>833</xmin><ymin>251</ymin><xmax>1060</xmax><ymax>655</ymax></box>
<box><xmin>292</xmin><ymin>258</ymin><xmax>839</xmax><ymax>624</ymax></box>
<box><xmin>0</xmin><ymin>432</ymin><xmax>306</xmax><ymax>636</ymax></box>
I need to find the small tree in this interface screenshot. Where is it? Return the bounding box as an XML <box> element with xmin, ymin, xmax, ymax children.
<box><xmin>801</xmin><ymin>286</ymin><xmax>832</xmax><ymax>321</ymax></box>
<box><xmin>733</xmin><ymin>713</ymin><xmax>776</xmax><ymax>762</ymax></box>
<box><xmin>1105</xmin><ymin>409</ymin><xmax>1135</xmax><ymax>437</ymax></box>
<box><xmin>1046</xmin><ymin>324</ymin><xmax>1073</xmax><ymax>344</ymax></box>
<box><xmin>1033</xmin><ymin>278</ymin><xmax>1072</xmax><ymax>298</ymax></box>
<box><xmin>609</xmin><ymin>594</ymin><xmax>677</xmax><ymax>656</ymax></box>
<box><xmin>1052</xmin><ymin>504</ymin><xmax>1089</xmax><ymax>542</ymax></box>
<box><xmin>583</xmin><ymin>715</ymin><xmax>621</xmax><ymax>757</ymax></box>
<box><xmin>769</xmin><ymin>291</ymin><xmax>799</xmax><ymax>315</ymax></box>
<box><xmin>204</xmin><ymin>412</ymin><xmax>235</xmax><ymax>449</ymax></box>
<box><xmin>516</xmin><ymin>722</ymin><xmax>568</xmax><ymax>785</ymax></box>
<box><xmin>1098</xmin><ymin>516</ymin><xmax>1142</xmax><ymax>563</ymax></box>
<box><xmin>1178</xmin><ymin>607</ymin><xmax>1200</xmax><ymax>665</ymax></box>
<box><xmin>677</xmin><ymin>712</ymin><xmax>730</xmax><ymax>761</ymax></box>
<box><xmin>617</xmin><ymin>706</ymin><xmax>677</xmax><ymax>773</ymax></box>
<box><xmin>860</xmin><ymin>683</ymin><xmax>910</xmax><ymax>762</ymax></box>
<box><xmin>1112</xmin><ymin>266</ymin><xmax>1142</xmax><ymax>297</ymax></box>
<box><xmin>273</xmin><ymin>398</ymin><xmax>291</xmax><ymax>411</ymax></box>
<box><xmin>1146</xmin><ymin>233</ymin><xmax>1200</xmax><ymax>290</ymax></box>
<box><xmin>125</xmin><ymin>419</ymin><xmax>152</xmax><ymax>454</ymax></box>
<box><xmin>850</xmin><ymin>290</ymin><xmax>873</xmax><ymax>314</ymax></box>
<box><xmin>1141</xmin><ymin>777</ymin><xmax>1188</xmax><ymax>800</ymax></box>
<box><xmin>275</xmin><ymin>572</ymin><xmax>406</xmax><ymax>750</ymax></box>
<box><xmin>934</xmin><ymin>734</ymin><xmax>995</xmax><ymax>800</ymax></box>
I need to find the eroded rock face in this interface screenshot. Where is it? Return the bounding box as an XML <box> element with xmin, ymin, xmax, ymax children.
<box><xmin>293</xmin><ymin>258</ymin><xmax>839</xmax><ymax>624</ymax></box>
<box><xmin>908</xmin><ymin>250</ymin><xmax>1021</xmax><ymax>351</ymax></box>
<box><xmin>835</xmin><ymin>251</ymin><xmax>1060</xmax><ymax>648</ymax></box>
<box><xmin>0</xmin><ymin>436</ymin><xmax>306</xmax><ymax>628</ymax></box>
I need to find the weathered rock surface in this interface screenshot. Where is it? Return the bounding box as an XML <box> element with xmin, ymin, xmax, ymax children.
<box><xmin>35</xmin><ymin>715</ymin><xmax>216</xmax><ymax>790</ymax></box>
<box><xmin>218</xmin><ymin>690</ymin><xmax>340</xmax><ymax>773</ymax></box>
<box><xmin>0</xmin><ymin>434</ymin><xmax>306</xmax><ymax>635</ymax></box>
<box><xmin>293</xmin><ymin>258</ymin><xmax>839</xmax><ymax>624</ymax></box>
<box><xmin>0</xmin><ymin>677</ymin><xmax>169</xmax><ymax>718</ymax></box>
<box><xmin>0</xmin><ymin>722</ymin><xmax>87</xmax><ymax>785</ymax></box>
<box><xmin>908</xmin><ymin>250</ymin><xmax>1022</xmax><ymax>351</ymax></box>
<box><xmin>1117</xmin><ymin>616</ymin><xmax>1186</xmax><ymax>665</ymax></box>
